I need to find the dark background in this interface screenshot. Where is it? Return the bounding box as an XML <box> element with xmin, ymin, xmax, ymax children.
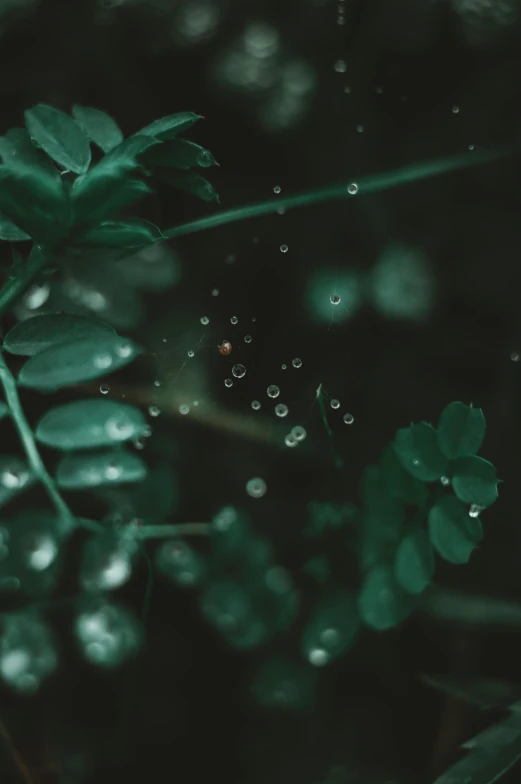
<box><xmin>2</xmin><ymin>0</ymin><xmax>521</xmax><ymax>782</ymax></box>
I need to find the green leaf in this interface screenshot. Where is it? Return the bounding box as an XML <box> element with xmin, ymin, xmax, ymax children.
<box><xmin>56</xmin><ymin>449</ymin><xmax>147</xmax><ymax>489</ymax></box>
<box><xmin>0</xmin><ymin>402</ymin><xmax>8</xmax><ymax>421</ymax></box>
<box><xmin>452</xmin><ymin>455</ymin><xmax>498</xmax><ymax>508</ymax></box>
<box><xmin>428</xmin><ymin>495</ymin><xmax>483</xmax><ymax>564</ymax></box>
<box><xmin>74</xmin><ymin>218</ymin><xmax>162</xmax><ymax>249</ymax></box>
<box><xmin>393</xmin><ymin>422</ymin><xmax>449</xmax><ymax>481</ymax></box>
<box><xmin>158</xmin><ymin>171</ymin><xmax>219</xmax><ymax>202</ymax></box>
<box><xmin>24</xmin><ymin>104</ymin><xmax>91</xmax><ymax>174</ymax></box>
<box><xmin>394</xmin><ymin>528</ymin><xmax>434</xmax><ymax>595</ymax></box>
<box><xmin>104</xmin><ymin>134</ymin><xmax>161</xmax><ymax>163</ymax></box>
<box><xmin>134</xmin><ymin>112</ymin><xmax>203</xmax><ymax>140</ymax></box>
<box><xmin>71</xmin><ymin>158</ymin><xmax>151</xmax><ymax>227</ymax></box>
<box><xmin>74</xmin><ymin>598</ymin><xmax>143</xmax><ymax>668</ymax></box>
<box><xmin>141</xmin><ymin>138</ymin><xmax>217</xmax><ymax>169</ymax></box>
<box><xmin>357</xmin><ymin>565</ymin><xmax>413</xmax><ymax>630</ymax></box>
<box><xmin>380</xmin><ymin>444</ymin><xmax>429</xmax><ymax>505</ymax></box>
<box><xmin>358</xmin><ymin>465</ymin><xmax>406</xmax><ymax>570</ymax></box>
<box><xmin>0</xmin><ymin>129</ymin><xmax>62</xmax><ymax>180</ymax></box>
<box><xmin>18</xmin><ymin>333</ymin><xmax>142</xmax><ymax>390</ymax></box>
<box><xmin>437</xmin><ymin>401</ymin><xmax>486</xmax><ymax>460</ymax></box>
<box><xmin>79</xmin><ymin>529</ymin><xmax>139</xmax><ymax>592</ymax></box>
<box><xmin>301</xmin><ymin>590</ymin><xmax>360</xmax><ymax>666</ymax></box>
<box><xmin>4</xmin><ymin>313</ymin><xmax>115</xmax><ymax>356</ymax></box>
<box><xmin>0</xmin><ymin>456</ymin><xmax>34</xmax><ymax>509</ymax></box>
<box><xmin>0</xmin><ymin>212</ymin><xmax>30</xmax><ymax>241</ymax></box>
<box><xmin>422</xmin><ymin>586</ymin><xmax>521</xmax><ymax>629</ymax></box>
<box><xmin>0</xmin><ymin>164</ymin><xmax>69</xmax><ymax>242</ymax></box>
<box><xmin>156</xmin><ymin>539</ymin><xmax>206</xmax><ymax>587</ymax></box>
<box><xmin>72</xmin><ymin>105</ymin><xmax>124</xmax><ymax>153</ymax></box>
<box><xmin>0</xmin><ymin>611</ymin><xmax>59</xmax><ymax>691</ymax></box>
<box><xmin>36</xmin><ymin>399</ymin><xmax>146</xmax><ymax>451</ymax></box>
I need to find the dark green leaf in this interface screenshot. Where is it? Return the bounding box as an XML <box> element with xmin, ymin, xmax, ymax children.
<box><xmin>134</xmin><ymin>112</ymin><xmax>202</xmax><ymax>140</ymax></box>
<box><xmin>380</xmin><ymin>444</ymin><xmax>429</xmax><ymax>505</ymax></box>
<box><xmin>0</xmin><ymin>164</ymin><xmax>69</xmax><ymax>242</ymax></box>
<box><xmin>393</xmin><ymin>422</ymin><xmax>449</xmax><ymax>481</ymax></box>
<box><xmin>428</xmin><ymin>495</ymin><xmax>483</xmax><ymax>564</ymax></box>
<box><xmin>18</xmin><ymin>333</ymin><xmax>142</xmax><ymax>390</ymax></box>
<box><xmin>358</xmin><ymin>465</ymin><xmax>406</xmax><ymax>570</ymax></box>
<box><xmin>56</xmin><ymin>449</ymin><xmax>147</xmax><ymax>489</ymax></box>
<box><xmin>0</xmin><ymin>402</ymin><xmax>8</xmax><ymax>421</ymax></box>
<box><xmin>114</xmin><ymin>243</ymin><xmax>181</xmax><ymax>291</ymax></box>
<box><xmin>24</xmin><ymin>104</ymin><xmax>91</xmax><ymax>174</ymax></box>
<box><xmin>0</xmin><ymin>456</ymin><xmax>35</xmax><ymax>509</ymax></box>
<box><xmin>141</xmin><ymin>138</ymin><xmax>217</xmax><ymax>169</ymax></box>
<box><xmin>74</xmin><ymin>218</ymin><xmax>162</xmax><ymax>249</ymax></box>
<box><xmin>452</xmin><ymin>455</ymin><xmax>498</xmax><ymax>508</ymax></box>
<box><xmin>157</xmin><ymin>170</ymin><xmax>219</xmax><ymax>202</ymax></box>
<box><xmin>0</xmin><ymin>212</ymin><xmax>30</xmax><ymax>241</ymax></box>
<box><xmin>72</xmin><ymin>105</ymin><xmax>124</xmax><ymax>153</ymax></box>
<box><xmin>0</xmin><ymin>129</ymin><xmax>61</xmax><ymax>180</ymax></box>
<box><xmin>422</xmin><ymin>673</ymin><xmax>521</xmax><ymax>711</ymax></box>
<box><xmin>74</xmin><ymin>598</ymin><xmax>143</xmax><ymax>667</ymax></box>
<box><xmin>79</xmin><ymin>529</ymin><xmax>139</xmax><ymax>591</ymax></box>
<box><xmin>4</xmin><ymin>313</ymin><xmax>115</xmax><ymax>356</ymax></box>
<box><xmin>394</xmin><ymin>528</ymin><xmax>434</xmax><ymax>594</ymax></box>
<box><xmin>36</xmin><ymin>399</ymin><xmax>146</xmax><ymax>451</ymax></box>
<box><xmin>301</xmin><ymin>590</ymin><xmax>360</xmax><ymax>666</ymax></box>
<box><xmin>437</xmin><ymin>401</ymin><xmax>486</xmax><ymax>460</ymax></box>
<box><xmin>71</xmin><ymin>157</ymin><xmax>151</xmax><ymax>227</ymax></box>
<box><xmin>357</xmin><ymin>565</ymin><xmax>413</xmax><ymax>630</ymax></box>
<box><xmin>104</xmin><ymin>134</ymin><xmax>161</xmax><ymax>163</ymax></box>
<box><xmin>156</xmin><ymin>539</ymin><xmax>206</xmax><ymax>587</ymax></box>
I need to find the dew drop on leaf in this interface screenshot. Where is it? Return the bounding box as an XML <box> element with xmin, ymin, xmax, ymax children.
<box><xmin>100</xmin><ymin>384</ymin><xmax>110</xmax><ymax>395</ymax></box>
<box><xmin>93</xmin><ymin>351</ymin><xmax>113</xmax><ymax>370</ymax></box>
<box><xmin>187</xmin><ymin>350</ymin><xmax>195</xmax><ymax>358</ymax></box>
<box><xmin>347</xmin><ymin>183</ymin><xmax>358</xmax><ymax>195</ymax></box>
<box><xmin>330</xmin><ymin>294</ymin><xmax>341</xmax><ymax>305</ymax></box>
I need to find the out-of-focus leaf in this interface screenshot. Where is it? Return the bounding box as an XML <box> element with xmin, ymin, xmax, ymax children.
<box><xmin>56</xmin><ymin>449</ymin><xmax>147</xmax><ymax>489</ymax></box>
<box><xmin>157</xmin><ymin>171</ymin><xmax>219</xmax><ymax>202</ymax></box>
<box><xmin>422</xmin><ymin>674</ymin><xmax>521</xmax><ymax>710</ymax></box>
<box><xmin>18</xmin><ymin>334</ymin><xmax>142</xmax><ymax>390</ymax></box>
<box><xmin>301</xmin><ymin>590</ymin><xmax>360</xmax><ymax>666</ymax></box>
<box><xmin>380</xmin><ymin>444</ymin><xmax>429</xmax><ymax>505</ymax></box>
<box><xmin>36</xmin><ymin>399</ymin><xmax>147</xmax><ymax>451</ymax></box>
<box><xmin>0</xmin><ymin>212</ymin><xmax>30</xmax><ymax>241</ymax></box>
<box><xmin>0</xmin><ymin>456</ymin><xmax>34</xmax><ymax>509</ymax></box>
<box><xmin>420</xmin><ymin>587</ymin><xmax>521</xmax><ymax>630</ymax></box>
<box><xmin>0</xmin><ymin>128</ymin><xmax>61</xmax><ymax>180</ymax></box>
<box><xmin>393</xmin><ymin>422</ymin><xmax>449</xmax><ymax>481</ymax></box>
<box><xmin>357</xmin><ymin>565</ymin><xmax>413</xmax><ymax>630</ymax></box>
<box><xmin>0</xmin><ymin>402</ymin><xmax>8</xmax><ymax>421</ymax></box>
<box><xmin>0</xmin><ymin>164</ymin><xmax>69</xmax><ymax>242</ymax></box>
<box><xmin>74</xmin><ymin>598</ymin><xmax>143</xmax><ymax>668</ymax></box>
<box><xmin>156</xmin><ymin>539</ymin><xmax>206</xmax><ymax>587</ymax></box>
<box><xmin>3</xmin><ymin>313</ymin><xmax>115</xmax><ymax>356</ymax></box>
<box><xmin>452</xmin><ymin>455</ymin><xmax>498</xmax><ymax>508</ymax></box>
<box><xmin>134</xmin><ymin>112</ymin><xmax>203</xmax><ymax>140</ymax></box>
<box><xmin>79</xmin><ymin>529</ymin><xmax>140</xmax><ymax>592</ymax></box>
<box><xmin>428</xmin><ymin>495</ymin><xmax>483</xmax><ymax>564</ymax></box>
<box><xmin>141</xmin><ymin>138</ymin><xmax>217</xmax><ymax>169</ymax></box>
<box><xmin>0</xmin><ymin>611</ymin><xmax>59</xmax><ymax>692</ymax></box>
<box><xmin>114</xmin><ymin>242</ymin><xmax>181</xmax><ymax>291</ymax></box>
<box><xmin>71</xmin><ymin>157</ymin><xmax>151</xmax><ymax>227</ymax></box>
<box><xmin>74</xmin><ymin>218</ymin><xmax>162</xmax><ymax>249</ymax></box>
<box><xmin>72</xmin><ymin>105</ymin><xmax>124</xmax><ymax>153</ymax></box>
<box><xmin>437</xmin><ymin>401</ymin><xmax>486</xmax><ymax>460</ymax></box>
<box><xmin>24</xmin><ymin>104</ymin><xmax>91</xmax><ymax>174</ymax></box>
<box><xmin>394</xmin><ymin>528</ymin><xmax>434</xmax><ymax>594</ymax></box>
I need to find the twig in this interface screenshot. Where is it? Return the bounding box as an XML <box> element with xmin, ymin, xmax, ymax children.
<box><xmin>316</xmin><ymin>383</ymin><xmax>344</xmax><ymax>469</ymax></box>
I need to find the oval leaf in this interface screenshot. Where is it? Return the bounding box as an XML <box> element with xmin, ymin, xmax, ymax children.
<box><xmin>0</xmin><ymin>165</ymin><xmax>69</xmax><ymax>242</ymax></box>
<box><xmin>428</xmin><ymin>495</ymin><xmax>483</xmax><ymax>564</ymax></box>
<box><xmin>393</xmin><ymin>422</ymin><xmax>449</xmax><ymax>481</ymax></box>
<box><xmin>357</xmin><ymin>565</ymin><xmax>413</xmax><ymax>630</ymax></box>
<box><xmin>394</xmin><ymin>528</ymin><xmax>434</xmax><ymax>595</ymax></box>
<box><xmin>0</xmin><ymin>213</ymin><xmax>30</xmax><ymax>242</ymax></box>
<box><xmin>74</xmin><ymin>218</ymin><xmax>162</xmax><ymax>249</ymax></box>
<box><xmin>158</xmin><ymin>171</ymin><xmax>219</xmax><ymax>202</ymax></box>
<box><xmin>155</xmin><ymin>539</ymin><xmax>206</xmax><ymax>587</ymax></box>
<box><xmin>36</xmin><ymin>399</ymin><xmax>147</xmax><ymax>451</ymax></box>
<box><xmin>452</xmin><ymin>455</ymin><xmax>498</xmax><ymax>508</ymax></box>
<box><xmin>0</xmin><ymin>456</ymin><xmax>34</xmax><ymax>509</ymax></box>
<box><xmin>56</xmin><ymin>449</ymin><xmax>147</xmax><ymax>489</ymax></box>
<box><xmin>301</xmin><ymin>590</ymin><xmax>360</xmax><ymax>666</ymax></box>
<box><xmin>4</xmin><ymin>313</ymin><xmax>115</xmax><ymax>356</ymax></box>
<box><xmin>142</xmin><ymin>138</ymin><xmax>217</xmax><ymax>169</ymax></box>
<box><xmin>18</xmin><ymin>334</ymin><xmax>142</xmax><ymax>390</ymax></box>
<box><xmin>134</xmin><ymin>112</ymin><xmax>202</xmax><ymax>140</ymax></box>
<box><xmin>437</xmin><ymin>401</ymin><xmax>486</xmax><ymax>460</ymax></box>
<box><xmin>72</xmin><ymin>105</ymin><xmax>124</xmax><ymax>153</ymax></box>
<box><xmin>0</xmin><ymin>128</ymin><xmax>61</xmax><ymax>180</ymax></box>
<box><xmin>24</xmin><ymin>104</ymin><xmax>91</xmax><ymax>174</ymax></box>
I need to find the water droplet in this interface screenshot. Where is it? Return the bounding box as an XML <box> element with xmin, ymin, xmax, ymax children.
<box><xmin>212</xmin><ymin>288</ymin><xmax>219</xmax><ymax>297</ymax></box>
<box><xmin>347</xmin><ymin>183</ymin><xmax>358</xmax><ymax>195</ymax></box>
<box><xmin>343</xmin><ymin>85</ymin><xmax>351</xmax><ymax>94</ymax></box>
<box><xmin>292</xmin><ymin>357</ymin><xmax>302</xmax><ymax>368</ymax></box>
<box><xmin>356</xmin><ymin>124</ymin><xmax>364</xmax><ymax>133</ymax></box>
<box><xmin>1</xmin><ymin>467</ymin><xmax>28</xmax><ymax>489</ymax></box>
<box><xmin>308</xmin><ymin>648</ymin><xmax>329</xmax><ymax>666</ymax></box>
<box><xmin>105</xmin><ymin>463</ymin><xmax>122</xmax><ymax>481</ymax></box>
<box><xmin>280</xmin><ymin>244</ymin><xmax>288</xmax><ymax>253</ymax></box>
<box><xmin>468</xmin><ymin>144</ymin><xmax>475</xmax><ymax>151</ymax></box>
<box><xmin>343</xmin><ymin>413</ymin><xmax>354</xmax><ymax>424</ymax></box>
<box><xmin>334</xmin><ymin>59</ymin><xmax>347</xmax><ymax>73</ymax></box>
<box><xmin>412</xmin><ymin>457</ymin><xmax>420</xmax><ymax>466</ymax></box>
<box><xmin>285</xmin><ymin>433</ymin><xmax>298</xmax><ymax>447</ymax></box>
<box><xmin>452</xmin><ymin>105</ymin><xmax>460</xmax><ymax>114</ymax></box>
<box><xmin>267</xmin><ymin>385</ymin><xmax>280</xmax><ymax>398</ymax></box>
<box><xmin>246</xmin><ymin>477</ymin><xmax>267</xmax><ymax>498</ymax></box>
<box><xmin>232</xmin><ymin>364</ymin><xmax>246</xmax><ymax>379</ymax></box>
<box><xmin>200</xmin><ymin>316</ymin><xmax>210</xmax><ymax>325</ymax></box>
<box><xmin>93</xmin><ymin>351</ymin><xmax>112</xmax><ymax>370</ymax></box>
<box><xmin>148</xmin><ymin>405</ymin><xmax>161</xmax><ymax>417</ymax></box>
<box><xmin>440</xmin><ymin>475</ymin><xmax>450</xmax><ymax>486</ymax></box>
<box><xmin>224</xmin><ymin>378</ymin><xmax>233</xmax><ymax>388</ymax></box>
<box><xmin>230</xmin><ymin>316</ymin><xmax>238</xmax><ymax>325</ymax></box>
<box><xmin>154</xmin><ymin>378</ymin><xmax>162</xmax><ymax>387</ymax></box>
<box><xmin>116</xmin><ymin>342</ymin><xmax>132</xmax><ymax>358</ymax></box>
<box><xmin>251</xmin><ymin>400</ymin><xmax>261</xmax><ymax>410</ymax></box>
<box><xmin>291</xmin><ymin>426</ymin><xmax>307</xmax><ymax>441</ymax></box>
<box><xmin>330</xmin><ymin>293</ymin><xmax>341</xmax><ymax>305</ymax></box>
<box><xmin>511</xmin><ymin>351</ymin><xmax>520</xmax><ymax>362</ymax></box>
<box><xmin>244</xmin><ymin>334</ymin><xmax>252</xmax><ymax>343</ymax></box>
<box><xmin>330</xmin><ymin>399</ymin><xmax>340</xmax><ymax>410</ymax></box>
<box><xmin>273</xmin><ymin>185</ymin><xmax>281</xmax><ymax>194</ymax></box>
<box><xmin>179</xmin><ymin>404</ymin><xmax>190</xmax><ymax>415</ymax></box>
<box><xmin>100</xmin><ymin>384</ymin><xmax>110</xmax><ymax>395</ymax></box>
<box><xmin>186</xmin><ymin>350</ymin><xmax>195</xmax><ymax>359</ymax></box>
<box><xmin>469</xmin><ymin>504</ymin><xmax>483</xmax><ymax>518</ymax></box>
<box><xmin>281</xmin><ymin>364</ymin><xmax>287</xmax><ymax>370</ymax></box>
<box><xmin>275</xmin><ymin>403</ymin><xmax>288</xmax><ymax>418</ymax></box>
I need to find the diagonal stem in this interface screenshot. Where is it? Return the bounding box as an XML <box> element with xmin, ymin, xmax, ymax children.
<box><xmin>0</xmin><ymin>352</ymin><xmax>74</xmax><ymax>527</ymax></box>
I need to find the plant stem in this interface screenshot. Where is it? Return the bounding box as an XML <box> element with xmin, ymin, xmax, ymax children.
<box><xmin>316</xmin><ymin>383</ymin><xmax>344</xmax><ymax>469</ymax></box>
<box><xmin>137</xmin><ymin>523</ymin><xmax>211</xmax><ymax>540</ymax></box>
<box><xmin>0</xmin><ymin>352</ymin><xmax>74</xmax><ymax>527</ymax></box>
<box><xmin>163</xmin><ymin>146</ymin><xmax>510</xmax><ymax>239</ymax></box>
<box><xmin>0</xmin><ymin>245</ymin><xmax>48</xmax><ymax>317</ymax></box>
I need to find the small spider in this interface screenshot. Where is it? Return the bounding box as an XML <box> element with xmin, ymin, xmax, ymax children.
<box><xmin>218</xmin><ymin>340</ymin><xmax>232</xmax><ymax>356</ymax></box>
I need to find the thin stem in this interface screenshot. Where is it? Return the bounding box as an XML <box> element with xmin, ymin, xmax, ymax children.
<box><xmin>137</xmin><ymin>523</ymin><xmax>211</xmax><ymax>540</ymax></box>
<box><xmin>316</xmin><ymin>383</ymin><xmax>343</xmax><ymax>469</ymax></box>
<box><xmin>0</xmin><ymin>352</ymin><xmax>74</xmax><ymax>527</ymax></box>
<box><xmin>163</xmin><ymin>146</ymin><xmax>511</xmax><ymax>239</ymax></box>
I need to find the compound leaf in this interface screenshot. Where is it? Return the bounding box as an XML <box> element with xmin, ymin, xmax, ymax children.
<box><xmin>357</xmin><ymin>565</ymin><xmax>413</xmax><ymax>630</ymax></box>
<box><xmin>428</xmin><ymin>495</ymin><xmax>483</xmax><ymax>564</ymax></box>
<box><xmin>72</xmin><ymin>105</ymin><xmax>124</xmax><ymax>153</ymax></box>
<box><xmin>393</xmin><ymin>422</ymin><xmax>449</xmax><ymax>481</ymax></box>
<box><xmin>452</xmin><ymin>455</ymin><xmax>498</xmax><ymax>509</ymax></box>
<box><xmin>437</xmin><ymin>401</ymin><xmax>486</xmax><ymax>460</ymax></box>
